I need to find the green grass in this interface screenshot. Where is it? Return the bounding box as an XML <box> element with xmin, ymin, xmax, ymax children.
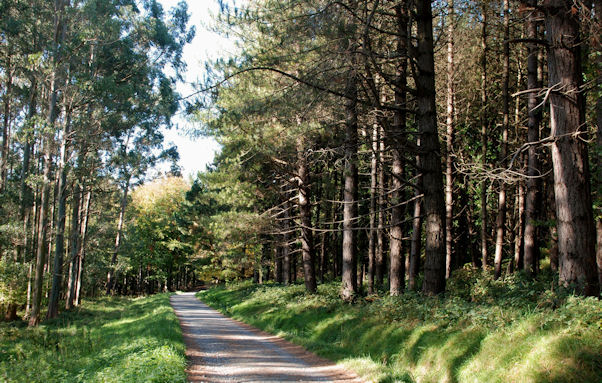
<box><xmin>0</xmin><ymin>294</ymin><xmax>186</xmax><ymax>383</ymax></box>
<box><xmin>198</xmin><ymin>270</ymin><xmax>602</xmax><ymax>383</ymax></box>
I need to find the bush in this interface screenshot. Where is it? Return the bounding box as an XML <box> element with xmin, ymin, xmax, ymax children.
<box><xmin>0</xmin><ymin>259</ymin><xmax>29</xmax><ymax>307</ymax></box>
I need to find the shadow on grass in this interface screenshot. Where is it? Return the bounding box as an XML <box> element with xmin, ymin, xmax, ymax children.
<box><xmin>198</xmin><ymin>281</ymin><xmax>602</xmax><ymax>383</ymax></box>
<box><xmin>0</xmin><ymin>293</ymin><xmax>186</xmax><ymax>383</ymax></box>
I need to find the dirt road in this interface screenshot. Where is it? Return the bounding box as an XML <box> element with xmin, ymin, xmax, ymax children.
<box><xmin>170</xmin><ymin>292</ymin><xmax>362</xmax><ymax>383</ymax></box>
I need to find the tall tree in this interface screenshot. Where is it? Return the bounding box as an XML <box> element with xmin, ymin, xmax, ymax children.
<box><xmin>544</xmin><ymin>0</ymin><xmax>599</xmax><ymax>296</ymax></box>
<box><xmin>389</xmin><ymin>1</ymin><xmax>409</xmax><ymax>296</ymax></box>
<box><xmin>522</xmin><ymin>0</ymin><xmax>543</xmax><ymax>276</ymax></box>
<box><xmin>445</xmin><ymin>0</ymin><xmax>455</xmax><ymax>279</ymax></box>
<box><xmin>494</xmin><ymin>0</ymin><xmax>511</xmax><ymax>280</ymax></box>
<box><xmin>29</xmin><ymin>0</ymin><xmax>68</xmax><ymax>327</ymax></box>
<box><xmin>416</xmin><ymin>0</ymin><xmax>446</xmax><ymax>295</ymax></box>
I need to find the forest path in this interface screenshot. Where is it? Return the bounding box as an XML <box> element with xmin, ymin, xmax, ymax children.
<box><xmin>170</xmin><ymin>292</ymin><xmax>362</xmax><ymax>383</ymax></box>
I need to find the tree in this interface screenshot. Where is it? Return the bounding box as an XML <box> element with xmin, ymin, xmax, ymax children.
<box><xmin>416</xmin><ymin>0</ymin><xmax>447</xmax><ymax>295</ymax></box>
<box><xmin>544</xmin><ymin>0</ymin><xmax>599</xmax><ymax>296</ymax></box>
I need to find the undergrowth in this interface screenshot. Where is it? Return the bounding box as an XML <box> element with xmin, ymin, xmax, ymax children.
<box><xmin>0</xmin><ymin>293</ymin><xmax>186</xmax><ymax>383</ymax></box>
<box><xmin>198</xmin><ymin>268</ymin><xmax>601</xmax><ymax>383</ymax></box>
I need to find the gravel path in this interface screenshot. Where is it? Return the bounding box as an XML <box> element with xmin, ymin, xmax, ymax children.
<box><xmin>170</xmin><ymin>292</ymin><xmax>362</xmax><ymax>383</ymax></box>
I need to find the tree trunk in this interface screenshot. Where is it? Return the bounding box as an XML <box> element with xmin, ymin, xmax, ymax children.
<box><xmin>494</xmin><ymin>0</ymin><xmax>510</xmax><ymax>280</ymax></box>
<box><xmin>480</xmin><ymin>5</ymin><xmax>489</xmax><ymax>270</ymax></box>
<box><xmin>341</xmin><ymin>65</ymin><xmax>359</xmax><ymax>301</ymax></box>
<box><xmin>106</xmin><ymin>177</ymin><xmax>130</xmax><ymax>294</ymax></box>
<box><xmin>0</xmin><ymin>54</ymin><xmax>13</xmax><ymax>193</ymax></box>
<box><xmin>389</xmin><ymin>3</ymin><xmax>409</xmax><ymax>296</ymax></box>
<box><xmin>545</xmin><ymin>0</ymin><xmax>599</xmax><ymax>296</ymax></box>
<box><xmin>29</xmin><ymin>0</ymin><xmax>68</xmax><ymax>325</ymax></box>
<box><xmin>416</xmin><ymin>0</ymin><xmax>447</xmax><ymax>295</ymax></box>
<box><xmin>28</xmin><ymin>140</ymin><xmax>51</xmax><ymax>327</ymax></box>
<box><xmin>445</xmin><ymin>0</ymin><xmax>455</xmax><ymax>280</ymax></box>
<box><xmin>75</xmin><ymin>190</ymin><xmax>91</xmax><ymax>305</ymax></box>
<box><xmin>593</xmin><ymin>0</ymin><xmax>602</xmax><ymax>289</ymax></box>
<box><xmin>523</xmin><ymin>0</ymin><xmax>543</xmax><ymax>277</ymax></box>
<box><xmin>283</xmin><ymin>200</ymin><xmax>291</xmax><ymax>285</ymax></box>
<box><xmin>274</xmin><ymin>238</ymin><xmax>282</xmax><ymax>283</ymax></box>
<box><xmin>296</xmin><ymin>136</ymin><xmax>317</xmax><ymax>292</ymax></box>
<box><xmin>409</xmin><ymin>177</ymin><xmax>422</xmax><ymax>291</ymax></box>
<box><xmin>47</xmin><ymin>108</ymin><xmax>72</xmax><ymax>319</ymax></box>
<box><xmin>375</xmin><ymin>126</ymin><xmax>386</xmax><ymax>288</ymax></box>
<box><xmin>368</xmin><ymin>123</ymin><xmax>378</xmax><ymax>294</ymax></box>
<box><xmin>514</xmin><ymin>177</ymin><xmax>526</xmax><ymax>271</ymax></box>
<box><xmin>65</xmin><ymin>182</ymin><xmax>82</xmax><ymax>309</ymax></box>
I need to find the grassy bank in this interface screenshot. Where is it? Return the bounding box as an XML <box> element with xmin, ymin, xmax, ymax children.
<box><xmin>0</xmin><ymin>294</ymin><xmax>186</xmax><ymax>383</ymax></box>
<box><xmin>198</xmin><ymin>271</ymin><xmax>601</xmax><ymax>383</ymax></box>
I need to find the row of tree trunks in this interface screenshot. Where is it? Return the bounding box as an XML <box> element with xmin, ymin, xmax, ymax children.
<box><xmin>251</xmin><ymin>0</ymin><xmax>600</xmax><ymax>299</ymax></box>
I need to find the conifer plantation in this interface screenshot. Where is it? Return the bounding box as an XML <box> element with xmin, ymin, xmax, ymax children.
<box><xmin>1</xmin><ymin>0</ymin><xmax>601</xmax><ymax>382</ymax></box>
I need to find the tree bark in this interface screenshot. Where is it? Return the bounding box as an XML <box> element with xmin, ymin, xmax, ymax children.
<box><xmin>523</xmin><ymin>0</ymin><xmax>543</xmax><ymax>277</ymax></box>
<box><xmin>296</xmin><ymin>136</ymin><xmax>317</xmax><ymax>292</ymax></box>
<box><xmin>28</xmin><ymin>139</ymin><xmax>51</xmax><ymax>327</ymax></box>
<box><xmin>445</xmin><ymin>0</ymin><xmax>455</xmax><ymax>279</ymax></box>
<box><xmin>416</xmin><ymin>0</ymin><xmax>447</xmax><ymax>295</ymax></box>
<box><xmin>389</xmin><ymin>3</ymin><xmax>409</xmax><ymax>296</ymax></box>
<box><xmin>480</xmin><ymin>5</ymin><xmax>489</xmax><ymax>270</ymax></box>
<box><xmin>0</xmin><ymin>54</ymin><xmax>13</xmax><ymax>193</ymax></box>
<box><xmin>106</xmin><ymin>176</ymin><xmax>130</xmax><ymax>294</ymax></box>
<box><xmin>494</xmin><ymin>0</ymin><xmax>510</xmax><ymax>280</ymax></box>
<box><xmin>545</xmin><ymin>0</ymin><xmax>599</xmax><ymax>296</ymax></box>
<box><xmin>375</xmin><ymin>126</ymin><xmax>386</xmax><ymax>288</ymax></box>
<box><xmin>368</xmin><ymin>123</ymin><xmax>378</xmax><ymax>294</ymax></box>
<box><xmin>283</xmin><ymin>200</ymin><xmax>291</xmax><ymax>285</ymax></box>
<box><xmin>75</xmin><ymin>190</ymin><xmax>91</xmax><ymax>305</ymax></box>
<box><xmin>593</xmin><ymin>0</ymin><xmax>602</xmax><ymax>289</ymax></box>
<box><xmin>409</xmin><ymin>174</ymin><xmax>422</xmax><ymax>291</ymax></box>
<box><xmin>47</xmin><ymin>107</ymin><xmax>72</xmax><ymax>319</ymax></box>
<box><xmin>514</xmin><ymin>176</ymin><xmax>526</xmax><ymax>271</ymax></box>
<box><xmin>341</xmin><ymin>64</ymin><xmax>359</xmax><ymax>301</ymax></box>
<box><xmin>65</xmin><ymin>182</ymin><xmax>82</xmax><ymax>310</ymax></box>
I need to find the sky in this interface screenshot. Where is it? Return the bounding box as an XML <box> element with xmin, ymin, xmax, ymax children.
<box><xmin>157</xmin><ymin>0</ymin><xmax>238</xmax><ymax>178</ymax></box>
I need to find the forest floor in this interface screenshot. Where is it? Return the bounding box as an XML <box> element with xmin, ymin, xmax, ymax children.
<box><xmin>197</xmin><ymin>271</ymin><xmax>602</xmax><ymax>383</ymax></box>
<box><xmin>170</xmin><ymin>291</ymin><xmax>362</xmax><ymax>382</ymax></box>
<box><xmin>0</xmin><ymin>294</ymin><xmax>186</xmax><ymax>383</ymax></box>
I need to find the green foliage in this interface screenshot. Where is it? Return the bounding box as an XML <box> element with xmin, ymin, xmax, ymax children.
<box><xmin>199</xmin><ymin>277</ymin><xmax>602</xmax><ymax>383</ymax></box>
<box><xmin>0</xmin><ymin>260</ymin><xmax>28</xmax><ymax>306</ymax></box>
<box><xmin>0</xmin><ymin>294</ymin><xmax>186</xmax><ymax>383</ymax></box>
<box><xmin>123</xmin><ymin>177</ymin><xmax>191</xmax><ymax>288</ymax></box>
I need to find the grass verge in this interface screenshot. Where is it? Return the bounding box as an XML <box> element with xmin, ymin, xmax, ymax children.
<box><xmin>198</xmin><ymin>270</ymin><xmax>601</xmax><ymax>383</ymax></box>
<box><xmin>0</xmin><ymin>293</ymin><xmax>186</xmax><ymax>383</ymax></box>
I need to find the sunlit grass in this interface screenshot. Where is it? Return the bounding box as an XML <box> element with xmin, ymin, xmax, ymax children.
<box><xmin>0</xmin><ymin>294</ymin><xmax>186</xmax><ymax>383</ymax></box>
<box><xmin>198</xmin><ymin>271</ymin><xmax>601</xmax><ymax>383</ymax></box>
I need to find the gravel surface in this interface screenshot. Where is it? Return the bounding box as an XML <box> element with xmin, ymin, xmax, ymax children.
<box><xmin>170</xmin><ymin>292</ymin><xmax>363</xmax><ymax>383</ymax></box>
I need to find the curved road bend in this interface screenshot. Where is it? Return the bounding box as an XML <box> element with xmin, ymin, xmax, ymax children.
<box><xmin>170</xmin><ymin>292</ymin><xmax>362</xmax><ymax>383</ymax></box>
